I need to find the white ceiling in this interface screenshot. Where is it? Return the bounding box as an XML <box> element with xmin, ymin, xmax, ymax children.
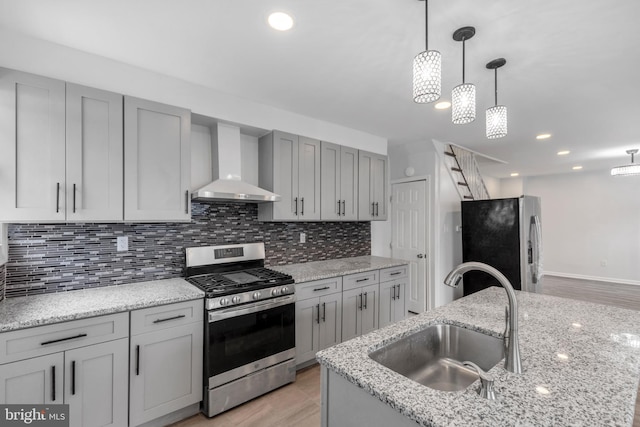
<box><xmin>1</xmin><ymin>0</ymin><xmax>639</xmax><ymax>178</ymax></box>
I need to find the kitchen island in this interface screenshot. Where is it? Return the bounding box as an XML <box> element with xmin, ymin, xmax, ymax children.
<box><xmin>318</xmin><ymin>287</ymin><xmax>640</xmax><ymax>426</ymax></box>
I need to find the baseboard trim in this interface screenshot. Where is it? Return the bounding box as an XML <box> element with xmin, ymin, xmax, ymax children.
<box><xmin>544</xmin><ymin>271</ymin><xmax>640</xmax><ymax>286</ymax></box>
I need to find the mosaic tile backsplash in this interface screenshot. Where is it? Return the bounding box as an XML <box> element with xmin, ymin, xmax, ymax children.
<box><xmin>4</xmin><ymin>202</ymin><xmax>371</xmax><ymax>298</ymax></box>
<box><xmin>0</xmin><ymin>264</ymin><xmax>5</xmax><ymax>302</ymax></box>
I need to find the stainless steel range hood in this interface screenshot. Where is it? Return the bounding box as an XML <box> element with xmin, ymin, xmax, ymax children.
<box><xmin>191</xmin><ymin>123</ymin><xmax>281</xmax><ymax>203</ymax></box>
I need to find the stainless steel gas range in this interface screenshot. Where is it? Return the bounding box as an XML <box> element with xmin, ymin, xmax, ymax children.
<box><xmin>185</xmin><ymin>243</ymin><xmax>296</xmax><ymax>418</ymax></box>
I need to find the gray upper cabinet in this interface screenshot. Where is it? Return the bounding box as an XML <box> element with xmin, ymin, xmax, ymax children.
<box><xmin>321</xmin><ymin>142</ymin><xmax>358</xmax><ymax>221</ymax></box>
<box><xmin>66</xmin><ymin>83</ymin><xmax>123</xmax><ymax>222</ymax></box>
<box><xmin>124</xmin><ymin>96</ymin><xmax>191</xmax><ymax>222</ymax></box>
<box><xmin>259</xmin><ymin>130</ymin><xmax>321</xmax><ymax>221</ymax></box>
<box><xmin>358</xmin><ymin>150</ymin><xmax>388</xmax><ymax>221</ymax></box>
<box><xmin>0</xmin><ymin>68</ymin><xmax>66</xmax><ymax>222</ymax></box>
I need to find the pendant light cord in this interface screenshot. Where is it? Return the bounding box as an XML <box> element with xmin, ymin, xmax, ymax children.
<box><xmin>424</xmin><ymin>0</ymin><xmax>429</xmax><ymax>50</ymax></box>
<box><xmin>462</xmin><ymin>38</ymin><xmax>466</xmax><ymax>84</ymax></box>
<box><xmin>494</xmin><ymin>68</ymin><xmax>498</xmax><ymax>106</ymax></box>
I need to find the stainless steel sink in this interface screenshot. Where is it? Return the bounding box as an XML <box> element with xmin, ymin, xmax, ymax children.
<box><xmin>369</xmin><ymin>324</ymin><xmax>504</xmax><ymax>392</ymax></box>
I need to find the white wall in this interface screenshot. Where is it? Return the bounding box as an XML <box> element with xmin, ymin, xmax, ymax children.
<box><xmin>523</xmin><ymin>170</ymin><xmax>640</xmax><ymax>284</ymax></box>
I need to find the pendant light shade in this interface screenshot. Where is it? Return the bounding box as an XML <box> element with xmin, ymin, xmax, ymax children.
<box><xmin>486</xmin><ymin>58</ymin><xmax>507</xmax><ymax>139</ymax></box>
<box><xmin>611</xmin><ymin>149</ymin><xmax>640</xmax><ymax>176</ymax></box>
<box><xmin>452</xmin><ymin>27</ymin><xmax>476</xmax><ymax>124</ymax></box>
<box><xmin>413</xmin><ymin>0</ymin><xmax>441</xmax><ymax>103</ymax></box>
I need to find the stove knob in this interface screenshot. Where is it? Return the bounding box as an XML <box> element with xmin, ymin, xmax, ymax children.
<box><xmin>231</xmin><ymin>296</ymin><xmax>241</xmax><ymax>304</ymax></box>
<box><xmin>281</xmin><ymin>286</ymin><xmax>289</xmax><ymax>294</ymax></box>
<box><xmin>220</xmin><ymin>298</ymin><xmax>230</xmax><ymax>306</ymax></box>
<box><xmin>271</xmin><ymin>288</ymin><xmax>280</xmax><ymax>296</ymax></box>
<box><xmin>252</xmin><ymin>291</ymin><xmax>261</xmax><ymax>300</ymax></box>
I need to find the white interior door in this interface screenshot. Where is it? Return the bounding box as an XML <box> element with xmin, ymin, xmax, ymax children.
<box><xmin>391</xmin><ymin>180</ymin><xmax>428</xmax><ymax>314</ymax></box>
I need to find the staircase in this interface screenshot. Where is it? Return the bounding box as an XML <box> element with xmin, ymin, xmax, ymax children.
<box><xmin>441</xmin><ymin>143</ymin><xmax>490</xmax><ymax>201</ymax></box>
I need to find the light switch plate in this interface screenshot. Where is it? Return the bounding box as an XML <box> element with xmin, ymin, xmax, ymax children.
<box><xmin>117</xmin><ymin>236</ymin><xmax>128</xmax><ymax>252</ymax></box>
<box><xmin>300</xmin><ymin>232</ymin><xmax>306</xmax><ymax>243</ymax></box>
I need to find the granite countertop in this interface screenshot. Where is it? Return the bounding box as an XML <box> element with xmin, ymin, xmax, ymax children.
<box><xmin>270</xmin><ymin>255</ymin><xmax>408</xmax><ymax>283</ymax></box>
<box><xmin>317</xmin><ymin>287</ymin><xmax>640</xmax><ymax>426</ymax></box>
<box><xmin>0</xmin><ymin>278</ymin><xmax>204</xmax><ymax>333</ymax></box>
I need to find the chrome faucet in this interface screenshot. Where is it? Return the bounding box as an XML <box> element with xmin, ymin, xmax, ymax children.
<box><xmin>444</xmin><ymin>261</ymin><xmax>522</xmax><ymax>374</ymax></box>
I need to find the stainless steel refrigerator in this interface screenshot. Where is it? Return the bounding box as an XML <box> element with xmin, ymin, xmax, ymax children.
<box><xmin>461</xmin><ymin>196</ymin><xmax>542</xmax><ymax>296</ymax></box>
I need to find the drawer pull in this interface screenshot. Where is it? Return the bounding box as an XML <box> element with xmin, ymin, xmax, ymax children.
<box><xmin>390</xmin><ymin>271</ymin><xmax>402</xmax><ymax>276</ymax></box>
<box><xmin>153</xmin><ymin>314</ymin><xmax>186</xmax><ymax>324</ymax></box>
<box><xmin>356</xmin><ymin>278</ymin><xmax>369</xmax><ymax>283</ymax></box>
<box><xmin>41</xmin><ymin>333</ymin><xmax>87</xmax><ymax>346</ymax></box>
<box><xmin>313</xmin><ymin>286</ymin><xmax>330</xmax><ymax>292</ymax></box>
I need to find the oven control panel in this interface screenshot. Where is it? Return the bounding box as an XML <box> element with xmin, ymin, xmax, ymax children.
<box><xmin>207</xmin><ymin>285</ymin><xmax>295</xmax><ymax>311</ymax></box>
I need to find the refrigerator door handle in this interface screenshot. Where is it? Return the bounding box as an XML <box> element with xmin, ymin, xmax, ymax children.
<box><xmin>529</xmin><ymin>215</ymin><xmax>543</xmax><ymax>284</ymax></box>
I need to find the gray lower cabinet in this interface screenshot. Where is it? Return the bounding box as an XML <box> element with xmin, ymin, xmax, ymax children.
<box><xmin>0</xmin><ymin>313</ymin><xmax>130</xmax><ymax>427</ymax></box>
<box><xmin>342</xmin><ymin>271</ymin><xmax>379</xmax><ymax>342</ymax></box>
<box><xmin>378</xmin><ymin>266</ymin><xmax>409</xmax><ymax>329</ymax></box>
<box><xmin>295</xmin><ymin>277</ymin><xmax>343</xmax><ymax>367</ymax></box>
<box><xmin>129</xmin><ymin>300</ymin><xmax>203</xmax><ymax>427</ymax></box>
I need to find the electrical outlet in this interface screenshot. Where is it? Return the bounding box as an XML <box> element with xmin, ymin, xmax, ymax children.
<box><xmin>117</xmin><ymin>236</ymin><xmax>128</xmax><ymax>252</ymax></box>
<box><xmin>300</xmin><ymin>232</ymin><xmax>306</xmax><ymax>243</ymax></box>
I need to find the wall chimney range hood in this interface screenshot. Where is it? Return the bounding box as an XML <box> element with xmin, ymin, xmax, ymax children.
<box><xmin>191</xmin><ymin>123</ymin><xmax>281</xmax><ymax>203</ymax></box>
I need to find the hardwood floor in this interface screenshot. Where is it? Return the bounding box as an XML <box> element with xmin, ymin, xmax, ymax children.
<box><xmin>171</xmin><ymin>275</ymin><xmax>640</xmax><ymax>427</ymax></box>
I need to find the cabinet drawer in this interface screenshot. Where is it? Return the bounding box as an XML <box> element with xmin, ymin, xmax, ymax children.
<box><xmin>0</xmin><ymin>312</ymin><xmax>129</xmax><ymax>364</ymax></box>
<box><xmin>130</xmin><ymin>299</ymin><xmax>203</xmax><ymax>336</ymax></box>
<box><xmin>380</xmin><ymin>265</ymin><xmax>408</xmax><ymax>282</ymax></box>
<box><xmin>343</xmin><ymin>270</ymin><xmax>379</xmax><ymax>291</ymax></box>
<box><xmin>296</xmin><ymin>277</ymin><xmax>343</xmax><ymax>300</ymax></box>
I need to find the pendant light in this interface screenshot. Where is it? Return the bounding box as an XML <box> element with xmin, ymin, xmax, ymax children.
<box><xmin>412</xmin><ymin>0</ymin><xmax>441</xmax><ymax>103</ymax></box>
<box><xmin>611</xmin><ymin>149</ymin><xmax>640</xmax><ymax>176</ymax></box>
<box><xmin>486</xmin><ymin>58</ymin><xmax>507</xmax><ymax>139</ymax></box>
<box><xmin>451</xmin><ymin>26</ymin><xmax>476</xmax><ymax>124</ymax></box>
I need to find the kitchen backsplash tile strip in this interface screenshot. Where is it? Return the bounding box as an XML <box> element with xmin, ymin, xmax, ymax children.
<box><xmin>4</xmin><ymin>202</ymin><xmax>370</xmax><ymax>298</ymax></box>
<box><xmin>0</xmin><ymin>264</ymin><xmax>5</xmax><ymax>301</ymax></box>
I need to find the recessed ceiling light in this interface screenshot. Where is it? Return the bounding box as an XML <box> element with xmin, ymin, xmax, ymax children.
<box><xmin>510</xmin><ymin>173</ymin><xmax>519</xmax><ymax>177</ymax></box>
<box><xmin>268</xmin><ymin>12</ymin><xmax>294</xmax><ymax>31</ymax></box>
<box><xmin>536</xmin><ymin>133</ymin><xmax>552</xmax><ymax>140</ymax></box>
<box><xmin>572</xmin><ymin>166</ymin><xmax>583</xmax><ymax>170</ymax></box>
<box><xmin>434</xmin><ymin>101</ymin><xmax>451</xmax><ymax>110</ymax></box>
<box><xmin>557</xmin><ymin>150</ymin><xmax>570</xmax><ymax>156</ymax></box>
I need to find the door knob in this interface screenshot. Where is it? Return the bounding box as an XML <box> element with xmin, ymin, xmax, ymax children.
<box><xmin>417</xmin><ymin>254</ymin><xmax>424</xmax><ymax>258</ymax></box>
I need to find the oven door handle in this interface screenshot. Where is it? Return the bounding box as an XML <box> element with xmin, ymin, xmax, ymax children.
<box><xmin>208</xmin><ymin>294</ymin><xmax>296</xmax><ymax>322</ymax></box>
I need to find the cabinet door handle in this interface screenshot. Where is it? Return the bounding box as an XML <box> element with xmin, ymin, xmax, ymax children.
<box><xmin>152</xmin><ymin>314</ymin><xmax>186</xmax><ymax>324</ymax></box>
<box><xmin>72</xmin><ymin>183</ymin><xmax>77</xmax><ymax>213</ymax></box>
<box><xmin>316</xmin><ymin>304</ymin><xmax>320</xmax><ymax>324</ymax></box>
<box><xmin>41</xmin><ymin>333</ymin><xmax>87</xmax><ymax>346</ymax></box>
<box><xmin>391</xmin><ymin>286</ymin><xmax>396</xmax><ymax>301</ymax></box>
<box><xmin>358</xmin><ymin>293</ymin><xmax>363</xmax><ymax>310</ymax></box>
<box><xmin>185</xmin><ymin>190</ymin><xmax>189</xmax><ymax>214</ymax></box>
<box><xmin>322</xmin><ymin>302</ymin><xmax>326</xmax><ymax>322</ymax></box>
<box><xmin>375</xmin><ymin>202</ymin><xmax>379</xmax><ymax>217</ymax></box>
<box><xmin>313</xmin><ymin>286</ymin><xmax>330</xmax><ymax>292</ymax></box>
<box><xmin>337</xmin><ymin>200</ymin><xmax>341</xmax><ymax>216</ymax></box>
<box><xmin>301</xmin><ymin>197</ymin><xmax>304</xmax><ymax>216</ymax></box>
<box><xmin>56</xmin><ymin>182</ymin><xmax>60</xmax><ymax>213</ymax></box>
<box><xmin>364</xmin><ymin>292</ymin><xmax>368</xmax><ymax>310</ymax></box>
<box><xmin>356</xmin><ymin>277</ymin><xmax>369</xmax><ymax>283</ymax></box>
<box><xmin>294</xmin><ymin>197</ymin><xmax>298</xmax><ymax>215</ymax></box>
<box><xmin>342</xmin><ymin>200</ymin><xmax>345</xmax><ymax>216</ymax></box>
<box><xmin>135</xmin><ymin>345</ymin><xmax>140</xmax><ymax>376</ymax></box>
<box><xmin>371</xmin><ymin>202</ymin><xmax>375</xmax><ymax>216</ymax></box>
<box><xmin>396</xmin><ymin>284</ymin><xmax>401</xmax><ymax>300</ymax></box>
<box><xmin>71</xmin><ymin>360</ymin><xmax>76</xmax><ymax>395</ymax></box>
<box><xmin>51</xmin><ymin>365</ymin><xmax>56</xmax><ymax>401</ymax></box>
